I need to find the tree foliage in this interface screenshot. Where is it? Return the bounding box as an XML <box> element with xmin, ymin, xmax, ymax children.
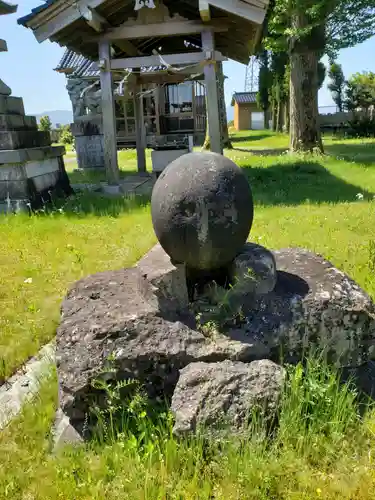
<box><xmin>38</xmin><ymin>115</ymin><xmax>52</xmax><ymax>132</ymax></box>
<box><xmin>328</xmin><ymin>62</ymin><xmax>345</xmax><ymax>111</ymax></box>
<box><xmin>59</xmin><ymin>124</ymin><xmax>74</xmax><ymax>145</ymax></box>
<box><xmin>326</xmin><ymin>0</ymin><xmax>375</xmax><ymax>59</ymax></box>
<box><xmin>267</xmin><ymin>0</ymin><xmax>375</xmax><ymax>58</ymax></box>
<box><xmin>345</xmin><ymin>72</ymin><xmax>375</xmax><ymax>113</ymax></box>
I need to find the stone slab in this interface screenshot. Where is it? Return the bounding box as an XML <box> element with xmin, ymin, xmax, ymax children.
<box><xmin>0</xmin><ymin>163</ymin><xmax>25</xmax><ymax>181</ymax></box>
<box><xmin>0</xmin><ymin>95</ymin><xmax>24</xmax><ymax>115</ymax></box>
<box><xmin>33</xmin><ymin>171</ymin><xmax>60</xmax><ymax>193</ymax></box>
<box><xmin>151</xmin><ymin>149</ymin><xmax>189</xmax><ymax>173</ymax></box>
<box><xmin>75</xmin><ymin>135</ymin><xmax>105</xmax><ymax>170</ymax></box>
<box><xmin>25</xmin><ymin>157</ymin><xmax>59</xmax><ymax>178</ymax></box>
<box><xmin>0</xmin><ymin>179</ymin><xmax>28</xmax><ymax>199</ymax></box>
<box><xmin>0</xmin><ymin>39</ymin><xmax>7</xmax><ymax>52</ymax></box>
<box><xmin>0</xmin><ymin>343</ymin><xmax>55</xmax><ymax>430</ymax></box>
<box><xmin>0</xmin><ymin>130</ymin><xmax>51</xmax><ymax>150</ymax></box>
<box><xmin>0</xmin><ymin>114</ymin><xmax>37</xmax><ymax>131</ymax></box>
<box><xmin>71</xmin><ymin>118</ymin><xmax>103</xmax><ymax>136</ymax></box>
<box><xmin>0</xmin><ymin>145</ymin><xmax>65</xmax><ymax>164</ymax></box>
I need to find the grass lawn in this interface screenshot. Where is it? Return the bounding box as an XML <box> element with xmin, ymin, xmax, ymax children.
<box><xmin>2</xmin><ymin>131</ymin><xmax>375</xmax><ymax>497</ymax></box>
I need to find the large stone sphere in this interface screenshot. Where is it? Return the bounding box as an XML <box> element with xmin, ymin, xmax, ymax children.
<box><xmin>151</xmin><ymin>152</ymin><xmax>254</xmax><ymax>270</ymax></box>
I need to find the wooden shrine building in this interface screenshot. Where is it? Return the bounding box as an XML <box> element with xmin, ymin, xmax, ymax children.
<box><xmin>19</xmin><ymin>0</ymin><xmax>269</xmax><ymax>184</ymax></box>
<box><xmin>55</xmin><ymin>48</ymin><xmax>208</xmax><ymax>148</ymax></box>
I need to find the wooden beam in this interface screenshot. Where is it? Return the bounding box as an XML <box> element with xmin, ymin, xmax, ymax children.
<box><xmin>98</xmin><ymin>39</ymin><xmax>120</xmax><ymax>185</ymax></box>
<box><xmin>134</xmin><ymin>84</ymin><xmax>147</xmax><ymax>174</ymax></box>
<box><xmin>33</xmin><ymin>0</ymin><xmax>104</xmax><ymax>43</ymax></box>
<box><xmin>208</xmin><ymin>0</ymin><xmax>266</xmax><ymax>25</ymax></box>
<box><xmin>81</xmin><ymin>6</ymin><xmax>105</xmax><ymax>32</ymax></box>
<box><xmin>110</xmin><ymin>51</ymin><xmax>227</xmax><ymax>70</ymax></box>
<box><xmin>199</xmin><ymin>0</ymin><xmax>211</xmax><ymax>21</ymax></box>
<box><xmin>100</xmin><ymin>19</ymin><xmax>227</xmax><ymax>41</ymax></box>
<box><xmin>201</xmin><ymin>30</ymin><xmax>222</xmax><ymax>155</ymax></box>
<box><xmin>137</xmin><ymin>73</ymin><xmax>204</xmax><ymax>85</ymax></box>
<box><xmin>81</xmin><ymin>6</ymin><xmax>140</xmax><ymax>56</ymax></box>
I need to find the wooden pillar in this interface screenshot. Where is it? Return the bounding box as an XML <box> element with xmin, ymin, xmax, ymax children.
<box><xmin>201</xmin><ymin>30</ymin><xmax>222</xmax><ymax>155</ymax></box>
<box><xmin>98</xmin><ymin>40</ymin><xmax>119</xmax><ymax>185</ymax></box>
<box><xmin>134</xmin><ymin>79</ymin><xmax>147</xmax><ymax>173</ymax></box>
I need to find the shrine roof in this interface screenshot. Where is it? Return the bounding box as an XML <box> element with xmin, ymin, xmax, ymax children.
<box><xmin>0</xmin><ymin>0</ymin><xmax>17</xmax><ymax>15</ymax></box>
<box><xmin>18</xmin><ymin>0</ymin><xmax>269</xmax><ymax>65</ymax></box>
<box><xmin>231</xmin><ymin>92</ymin><xmax>257</xmax><ymax>106</ymax></box>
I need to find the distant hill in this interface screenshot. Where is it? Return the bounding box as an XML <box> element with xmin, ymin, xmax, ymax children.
<box><xmin>34</xmin><ymin>110</ymin><xmax>73</xmax><ymax>128</ymax></box>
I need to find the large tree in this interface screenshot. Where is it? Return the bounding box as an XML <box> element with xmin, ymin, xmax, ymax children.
<box><xmin>267</xmin><ymin>0</ymin><xmax>375</xmax><ymax>152</ymax></box>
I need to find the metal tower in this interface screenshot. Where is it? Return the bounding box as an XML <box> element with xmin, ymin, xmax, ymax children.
<box><xmin>244</xmin><ymin>56</ymin><xmax>259</xmax><ymax>92</ymax></box>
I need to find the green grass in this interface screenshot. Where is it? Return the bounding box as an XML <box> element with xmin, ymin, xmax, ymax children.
<box><xmin>66</xmin><ymin>149</ymin><xmax>153</xmax><ymax>184</ymax></box>
<box><xmin>2</xmin><ymin>130</ymin><xmax>375</xmax><ymax>497</ymax></box>
<box><xmin>1</xmin><ymin>359</ymin><xmax>375</xmax><ymax>499</ymax></box>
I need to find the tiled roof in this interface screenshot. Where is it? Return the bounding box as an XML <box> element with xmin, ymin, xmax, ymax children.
<box><xmin>17</xmin><ymin>0</ymin><xmax>56</xmax><ymax>25</ymax></box>
<box><xmin>55</xmin><ymin>49</ymin><xmax>169</xmax><ymax>79</ymax></box>
<box><xmin>231</xmin><ymin>92</ymin><xmax>258</xmax><ymax>106</ymax></box>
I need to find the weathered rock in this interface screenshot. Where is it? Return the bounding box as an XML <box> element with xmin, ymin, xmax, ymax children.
<box><xmin>229</xmin><ymin>242</ymin><xmax>277</xmax><ymax>296</ymax></box>
<box><xmin>151</xmin><ymin>152</ymin><xmax>254</xmax><ymax>271</ymax></box>
<box><xmin>171</xmin><ymin>359</ymin><xmax>284</xmax><ymax>436</ymax></box>
<box><xmin>56</xmin><ymin>246</ymin><xmax>375</xmax><ymax>438</ymax></box>
<box><xmin>136</xmin><ymin>243</ymin><xmax>189</xmax><ymax>313</ymax></box>
<box><xmin>232</xmin><ymin>248</ymin><xmax>375</xmax><ymax>367</ymax></box>
<box><xmin>57</xmin><ymin>266</ymin><xmax>268</xmax><ymax>434</ymax></box>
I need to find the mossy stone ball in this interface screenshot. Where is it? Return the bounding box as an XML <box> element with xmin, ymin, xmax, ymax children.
<box><xmin>151</xmin><ymin>152</ymin><xmax>254</xmax><ymax>270</ymax></box>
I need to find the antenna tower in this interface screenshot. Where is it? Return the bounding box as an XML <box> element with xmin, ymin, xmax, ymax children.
<box><xmin>244</xmin><ymin>56</ymin><xmax>259</xmax><ymax>92</ymax></box>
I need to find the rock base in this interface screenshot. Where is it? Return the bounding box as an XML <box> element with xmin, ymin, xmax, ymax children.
<box><xmin>55</xmin><ymin>244</ymin><xmax>375</xmax><ymax>441</ymax></box>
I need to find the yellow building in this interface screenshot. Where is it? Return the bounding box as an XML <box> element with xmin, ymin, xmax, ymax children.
<box><xmin>231</xmin><ymin>92</ymin><xmax>264</xmax><ymax>131</ymax></box>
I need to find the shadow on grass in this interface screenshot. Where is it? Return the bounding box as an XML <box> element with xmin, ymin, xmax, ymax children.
<box><xmin>232</xmin><ymin>147</ymin><xmax>288</xmax><ymax>156</ymax></box>
<box><xmin>230</xmin><ymin>133</ymin><xmax>275</xmax><ymax>143</ymax></box>
<box><xmin>242</xmin><ymin>160</ymin><xmax>375</xmax><ymax>206</ymax></box>
<box><xmin>325</xmin><ymin>143</ymin><xmax>375</xmax><ymax>166</ymax></box>
<box><xmin>55</xmin><ymin>191</ymin><xmax>151</xmax><ymax>218</ymax></box>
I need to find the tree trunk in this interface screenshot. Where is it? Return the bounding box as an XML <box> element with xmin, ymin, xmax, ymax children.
<box><xmin>272</xmin><ymin>100</ymin><xmax>277</xmax><ymax>132</ymax></box>
<box><xmin>284</xmin><ymin>99</ymin><xmax>290</xmax><ymax>133</ymax></box>
<box><xmin>217</xmin><ymin>62</ymin><xmax>232</xmax><ymax>149</ymax></box>
<box><xmin>263</xmin><ymin>109</ymin><xmax>270</xmax><ymax>129</ymax></box>
<box><xmin>203</xmin><ymin>62</ymin><xmax>231</xmax><ymax>150</ymax></box>
<box><xmin>276</xmin><ymin>101</ymin><xmax>283</xmax><ymax>132</ymax></box>
<box><xmin>289</xmin><ymin>13</ymin><xmax>323</xmax><ymax>153</ymax></box>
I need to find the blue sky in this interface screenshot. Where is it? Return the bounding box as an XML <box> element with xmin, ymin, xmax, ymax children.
<box><xmin>1</xmin><ymin>0</ymin><xmax>375</xmax><ymax>115</ymax></box>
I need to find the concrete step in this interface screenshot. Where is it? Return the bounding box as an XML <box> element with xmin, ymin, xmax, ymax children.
<box><xmin>0</xmin><ymin>114</ymin><xmax>37</xmax><ymax>131</ymax></box>
<box><xmin>0</xmin><ymin>130</ymin><xmax>51</xmax><ymax>150</ymax></box>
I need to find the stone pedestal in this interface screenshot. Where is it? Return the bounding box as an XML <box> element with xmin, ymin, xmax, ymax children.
<box><xmin>71</xmin><ymin>116</ymin><xmax>105</xmax><ymax>170</ymax></box>
<box><xmin>151</xmin><ymin>149</ymin><xmax>189</xmax><ymax>178</ymax></box>
<box><xmin>0</xmin><ymin>94</ymin><xmax>72</xmax><ymax>213</ymax></box>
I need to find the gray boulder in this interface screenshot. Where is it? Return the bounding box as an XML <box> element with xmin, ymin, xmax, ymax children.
<box><xmin>171</xmin><ymin>359</ymin><xmax>284</xmax><ymax>436</ymax></box>
<box><xmin>57</xmin><ymin>264</ymin><xmax>268</xmax><ymax>433</ymax></box>
<box><xmin>56</xmin><ymin>244</ymin><xmax>375</xmax><ymax>437</ymax></box>
<box><xmin>229</xmin><ymin>242</ymin><xmax>277</xmax><ymax>296</ymax></box>
<box><xmin>234</xmin><ymin>248</ymin><xmax>375</xmax><ymax>367</ymax></box>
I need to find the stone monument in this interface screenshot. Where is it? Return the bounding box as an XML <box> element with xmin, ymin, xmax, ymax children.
<box><xmin>0</xmin><ymin>1</ymin><xmax>72</xmax><ymax>212</ymax></box>
<box><xmin>54</xmin><ymin>152</ymin><xmax>375</xmax><ymax>445</ymax></box>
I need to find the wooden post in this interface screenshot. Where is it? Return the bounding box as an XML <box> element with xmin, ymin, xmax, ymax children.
<box><xmin>134</xmin><ymin>80</ymin><xmax>147</xmax><ymax>173</ymax></box>
<box><xmin>98</xmin><ymin>40</ymin><xmax>119</xmax><ymax>184</ymax></box>
<box><xmin>201</xmin><ymin>30</ymin><xmax>222</xmax><ymax>155</ymax></box>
